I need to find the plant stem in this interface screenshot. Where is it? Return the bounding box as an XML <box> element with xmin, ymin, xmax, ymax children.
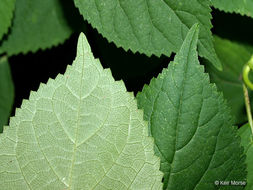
<box><xmin>243</xmin><ymin>83</ymin><xmax>253</xmax><ymax>136</ymax></box>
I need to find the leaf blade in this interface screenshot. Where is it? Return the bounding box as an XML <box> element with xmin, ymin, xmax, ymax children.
<box><xmin>0</xmin><ymin>0</ymin><xmax>74</xmax><ymax>55</ymax></box>
<box><xmin>0</xmin><ymin>0</ymin><xmax>16</xmax><ymax>41</ymax></box>
<box><xmin>212</xmin><ymin>0</ymin><xmax>253</xmax><ymax>18</ymax></box>
<box><xmin>74</xmin><ymin>0</ymin><xmax>221</xmax><ymax>70</ymax></box>
<box><xmin>238</xmin><ymin>124</ymin><xmax>253</xmax><ymax>190</ymax></box>
<box><xmin>0</xmin><ymin>33</ymin><xmax>163</xmax><ymax>189</ymax></box>
<box><xmin>204</xmin><ymin>36</ymin><xmax>253</xmax><ymax>124</ymax></box>
<box><xmin>137</xmin><ymin>24</ymin><xmax>246</xmax><ymax>189</ymax></box>
<box><xmin>0</xmin><ymin>56</ymin><xmax>14</xmax><ymax>132</ymax></box>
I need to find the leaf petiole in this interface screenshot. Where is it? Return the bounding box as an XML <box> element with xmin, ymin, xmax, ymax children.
<box><xmin>242</xmin><ymin>55</ymin><xmax>253</xmax><ymax>136</ymax></box>
<box><xmin>242</xmin><ymin>83</ymin><xmax>253</xmax><ymax>136</ymax></box>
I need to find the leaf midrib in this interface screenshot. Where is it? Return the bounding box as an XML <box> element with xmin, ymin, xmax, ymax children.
<box><xmin>166</xmin><ymin>42</ymin><xmax>192</xmax><ymax>187</ymax></box>
<box><xmin>68</xmin><ymin>40</ymin><xmax>86</xmax><ymax>190</ymax></box>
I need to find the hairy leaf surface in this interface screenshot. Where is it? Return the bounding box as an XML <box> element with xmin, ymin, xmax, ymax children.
<box><xmin>0</xmin><ymin>0</ymin><xmax>15</xmax><ymax>41</ymax></box>
<box><xmin>212</xmin><ymin>0</ymin><xmax>253</xmax><ymax>18</ymax></box>
<box><xmin>204</xmin><ymin>36</ymin><xmax>253</xmax><ymax>125</ymax></box>
<box><xmin>0</xmin><ymin>0</ymin><xmax>73</xmax><ymax>55</ymax></box>
<box><xmin>238</xmin><ymin>124</ymin><xmax>253</xmax><ymax>189</ymax></box>
<box><xmin>0</xmin><ymin>57</ymin><xmax>14</xmax><ymax>132</ymax></box>
<box><xmin>74</xmin><ymin>0</ymin><xmax>221</xmax><ymax>70</ymax></box>
<box><xmin>137</xmin><ymin>24</ymin><xmax>246</xmax><ymax>189</ymax></box>
<box><xmin>0</xmin><ymin>33</ymin><xmax>163</xmax><ymax>189</ymax></box>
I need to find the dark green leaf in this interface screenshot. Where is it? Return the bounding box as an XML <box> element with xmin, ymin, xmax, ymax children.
<box><xmin>204</xmin><ymin>36</ymin><xmax>253</xmax><ymax>125</ymax></box>
<box><xmin>74</xmin><ymin>0</ymin><xmax>221</xmax><ymax>70</ymax></box>
<box><xmin>0</xmin><ymin>56</ymin><xmax>14</xmax><ymax>132</ymax></box>
<box><xmin>238</xmin><ymin>124</ymin><xmax>253</xmax><ymax>190</ymax></box>
<box><xmin>0</xmin><ymin>0</ymin><xmax>16</xmax><ymax>41</ymax></box>
<box><xmin>137</xmin><ymin>24</ymin><xmax>246</xmax><ymax>189</ymax></box>
<box><xmin>212</xmin><ymin>0</ymin><xmax>253</xmax><ymax>18</ymax></box>
<box><xmin>0</xmin><ymin>0</ymin><xmax>74</xmax><ymax>55</ymax></box>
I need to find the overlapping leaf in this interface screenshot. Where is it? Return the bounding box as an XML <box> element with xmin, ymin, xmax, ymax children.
<box><xmin>0</xmin><ymin>0</ymin><xmax>74</xmax><ymax>55</ymax></box>
<box><xmin>204</xmin><ymin>36</ymin><xmax>253</xmax><ymax>125</ymax></box>
<box><xmin>0</xmin><ymin>57</ymin><xmax>14</xmax><ymax>132</ymax></box>
<box><xmin>0</xmin><ymin>0</ymin><xmax>16</xmax><ymax>41</ymax></box>
<box><xmin>238</xmin><ymin>124</ymin><xmax>253</xmax><ymax>190</ymax></box>
<box><xmin>74</xmin><ymin>0</ymin><xmax>221</xmax><ymax>70</ymax></box>
<box><xmin>137</xmin><ymin>24</ymin><xmax>246</xmax><ymax>189</ymax></box>
<box><xmin>212</xmin><ymin>0</ymin><xmax>253</xmax><ymax>18</ymax></box>
<box><xmin>0</xmin><ymin>33</ymin><xmax>163</xmax><ymax>189</ymax></box>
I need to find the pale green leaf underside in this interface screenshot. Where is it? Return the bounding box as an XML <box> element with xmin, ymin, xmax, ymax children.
<box><xmin>204</xmin><ymin>36</ymin><xmax>253</xmax><ymax>125</ymax></box>
<box><xmin>0</xmin><ymin>0</ymin><xmax>15</xmax><ymax>41</ymax></box>
<box><xmin>0</xmin><ymin>56</ymin><xmax>14</xmax><ymax>132</ymax></box>
<box><xmin>0</xmin><ymin>33</ymin><xmax>163</xmax><ymax>189</ymax></box>
<box><xmin>0</xmin><ymin>0</ymin><xmax>72</xmax><ymax>55</ymax></box>
<box><xmin>238</xmin><ymin>124</ymin><xmax>253</xmax><ymax>190</ymax></box>
<box><xmin>74</xmin><ymin>0</ymin><xmax>221</xmax><ymax>70</ymax></box>
<box><xmin>137</xmin><ymin>25</ymin><xmax>246</xmax><ymax>190</ymax></box>
<box><xmin>212</xmin><ymin>0</ymin><xmax>253</xmax><ymax>18</ymax></box>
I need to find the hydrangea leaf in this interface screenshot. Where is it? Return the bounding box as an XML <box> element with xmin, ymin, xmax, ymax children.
<box><xmin>212</xmin><ymin>0</ymin><xmax>253</xmax><ymax>18</ymax></box>
<box><xmin>0</xmin><ymin>33</ymin><xmax>163</xmax><ymax>189</ymax></box>
<box><xmin>74</xmin><ymin>0</ymin><xmax>221</xmax><ymax>70</ymax></box>
<box><xmin>0</xmin><ymin>0</ymin><xmax>73</xmax><ymax>55</ymax></box>
<box><xmin>204</xmin><ymin>36</ymin><xmax>253</xmax><ymax>125</ymax></box>
<box><xmin>137</xmin><ymin>24</ymin><xmax>246</xmax><ymax>189</ymax></box>
<box><xmin>0</xmin><ymin>56</ymin><xmax>14</xmax><ymax>132</ymax></box>
<box><xmin>0</xmin><ymin>0</ymin><xmax>16</xmax><ymax>41</ymax></box>
<box><xmin>238</xmin><ymin>124</ymin><xmax>253</xmax><ymax>189</ymax></box>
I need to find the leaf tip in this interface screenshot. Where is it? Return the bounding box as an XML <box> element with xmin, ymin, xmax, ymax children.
<box><xmin>77</xmin><ymin>32</ymin><xmax>91</xmax><ymax>56</ymax></box>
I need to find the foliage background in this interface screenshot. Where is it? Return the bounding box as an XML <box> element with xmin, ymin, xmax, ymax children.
<box><xmin>0</xmin><ymin>1</ymin><xmax>252</xmax><ymax>189</ymax></box>
<box><xmin>7</xmin><ymin>8</ymin><xmax>253</xmax><ymax>127</ymax></box>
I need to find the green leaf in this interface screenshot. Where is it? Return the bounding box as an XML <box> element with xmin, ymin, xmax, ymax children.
<box><xmin>0</xmin><ymin>33</ymin><xmax>163</xmax><ymax>189</ymax></box>
<box><xmin>212</xmin><ymin>0</ymin><xmax>253</xmax><ymax>18</ymax></box>
<box><xmin>0</xmin><ymin>0</ymin><xmax>16</xmax><ymax>41</ymax></box>
<box><xmin>74</xmin><ymin>0</ymin><xmax>221</xmax><ymax>70</ymax></box>
<box><xmin>0</xmin><ymin>56</ymin><xmax>14</xmax><ymax>133</ymax></box>
<box><xmin>0</xmin><ymin>0</ymin><xmax>74</xmax><ymax>55</ymax></box>
<box><xmin>204</xmin><ymin>36</ymin><xmax>253</xmax><ymax>125</ymax></box>
<box><xmin>137</xmin><ymin>24</ymin><xmax>246</xmax><ymax>189</ymax></box>
<box><xmin>238</xmin><ymin>124</ymin><xmax>253</xmax><ymax>190</ymax></box>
